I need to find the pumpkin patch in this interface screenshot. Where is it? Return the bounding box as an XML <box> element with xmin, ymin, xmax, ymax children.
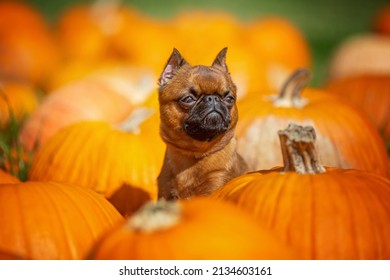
<box><xmin>0</xmin><ymin>0</ymin><xmax>389</xmax><ymax>262</ymax></box>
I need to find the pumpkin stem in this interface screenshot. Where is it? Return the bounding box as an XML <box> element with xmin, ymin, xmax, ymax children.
<box><xmin>271</xmin><ymin>68</ymin><xmax>311</xmax><ymax>109</ymax></box>
<box><xmin>278</xmin><ymin>123</ymin><xmax>325</xmax><ymax>174</ymax></box>
<box><xmin>115</xmin><ymin>107</ymin><xmax>154</xmax><ymax>134</ymax></box>
<box><xmin>127</xmin><ymin>199</ymin><xmax>181</xmax><ymax>233</ymax></box>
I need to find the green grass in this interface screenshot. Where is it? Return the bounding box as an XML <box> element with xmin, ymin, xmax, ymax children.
<box><xmin>0</xmin><ymin>97</ymin><xmax>33</xmax><ymax>182</ymax></box>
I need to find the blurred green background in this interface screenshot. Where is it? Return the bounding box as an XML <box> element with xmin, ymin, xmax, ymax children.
<box><xmin>27</xmin><ymin>0</ymin><xmax>389</xmax><ymax>86</ymax></box>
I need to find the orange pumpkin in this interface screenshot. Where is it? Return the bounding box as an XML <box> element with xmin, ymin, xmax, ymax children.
<box><xmin>243</xmin><ymin>16</ymin><xmax>312</xmax><ymax>92</ymax></box>
<box><xmin>55</xmin><ymin>2</ymin><xmax>135</xmax><ymax>61</ymax></box>
<box><xmin>0</xmin><ymin>169</ymin><xmax>20</xmax><ymax>184</ymax></box>
<box><xmin>327</xmin><ymin>34</ymin><xmax>390</xmax><ymax>81</ymax></box>
<box><xmin>214</xmin><ymin>124</ymin><xmax>390</xmax><ymax>259</ymax></box>
<box><xmin>19</xmin><ymin>66</ymin><xmax>156</xmax><ymax>151</ymax></box>
<box><xmin>0</xmin><ymin>2</ymin><xmax>60</xmax><ymax>86</ymax></box>
<box><xmin>236</xmin><ymin>68</ymin><xmax>389</xmax><ymax>177</ymax></box>
<box><xmin>0</xmin><ymin>181</ymin><xmax>123</xmax><ymax>259</ymax></box>
<box><xmin>0</xmin><ymin>1</ymin><xmax>48</xmax><ymax>32</ymax></box>
<box><xmin>112</xmin><ymin>13</ymin><xmax>174</xmax><ymax>76</ymax></box>
<box><xmin>326</xmin><ymin>74</ymin><xmax>390</xmax><ymax>143</ymax></box>
<box><xmin>90</xmin><ymin>197</ymin><xmax>298</xmax><ymax>260</ymax></box>
<box><xmin>28</xmin><ymin>108</ymin><xmax>165</xmax><ymax>215</ymax></box>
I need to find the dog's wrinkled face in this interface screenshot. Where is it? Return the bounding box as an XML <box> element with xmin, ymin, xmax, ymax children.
<box><xmin>158</xmin><ymin>48</ymin><xmax>238</xmax><ymax>151</ymax></box>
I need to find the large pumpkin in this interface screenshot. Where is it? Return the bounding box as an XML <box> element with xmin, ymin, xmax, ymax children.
<box><xmin>214</xmin><ymin>124</ymin><xmax>390</xmax><ymax>259</ymax></box>
<box><xmin>326</xmin><ymin>74</ymin><xmax>390</xmax><ymax>143</ymax></box>
<box><xmin>90</xmin><ymin>197</ymin><xmax>297</xmax><ymax>260</ymax></box>
<box><xmin>28</xmin><ymin>108</ymin><xmax>165</xmax><ymax>215</ymax></box>
<box><xmin>0</xmin><ymin>181</ymin><xmax>123</xmax><ymax>259</ymax></box>
<box><xmin>236</xmin><ymin>68</ymin><xmax>389</xmax><ymax>177</ymax></box>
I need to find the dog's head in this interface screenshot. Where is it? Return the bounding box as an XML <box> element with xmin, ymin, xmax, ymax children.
<box><xmin>158</xmin><ymin>48</ymin><xmax>238</xmax><ymax>154</ymax></box>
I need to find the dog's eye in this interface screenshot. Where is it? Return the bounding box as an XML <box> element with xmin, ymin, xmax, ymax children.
<box><xmin>224</xmin><ymin>95</ymin><xmax>235</xmax><ymax>104</ymax></box>
<box><xmin>179</xmin><ymin>95</ymin><xmax>196</xmax><ymax>105</ymax></box>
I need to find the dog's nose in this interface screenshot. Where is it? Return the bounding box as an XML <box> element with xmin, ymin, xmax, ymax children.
<box><xmin>205</xmin><ymin>95</ymin><xmax>219</xmax><ymax>104</ymax></box>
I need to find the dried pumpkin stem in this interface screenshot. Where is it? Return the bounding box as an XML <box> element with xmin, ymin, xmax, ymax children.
<box><xmin>278</xmin><ymin>123</ymin><xmax>325</xmax><ymax>174</ymax></box>
<box><xmin>127</xmin><ymin>199</ymin><xmax>181</xmax><ymax>233</ymax></box>
<box><xmin>115</xmin><ymin>107</ymin><xmax>154</xmax><ymax>134</ymax></box>
<box><xmin>272</xmin><ymin>68</ymin><xmax>312</xmax><ymax>109</ymax></box>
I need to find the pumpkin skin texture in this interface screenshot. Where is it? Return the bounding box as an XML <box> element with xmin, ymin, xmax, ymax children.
<box><xmin>236</xmin><ymin>69</ymin><xmax>389</xmax><ymax>177</ymax></box>
<box><xmin>326</xmin><ymin>74</ymin><xmax>390</xmax><ymax>143</ymax></box>
<box><xmin>90</xmin><ymin>197</ymin><xmax>297</xmax><ymax>260</ymax></box>
<box><xmin>0</xmin><ymin>181</ymin><xmax>123</xmax><ymax>260</ymax></box>
<box><xmin>28</xmin><ymin>109</ymin><xmax>164</xmax><ymax>214</ymax></box>
<box><xmin>214</xmin><ymin>124</ymin><xmax>390</xmax><ymax>260</ymax></box>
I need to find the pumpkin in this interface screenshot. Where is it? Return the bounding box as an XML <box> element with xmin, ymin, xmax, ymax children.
<box><xmin>0</xmin><ymin>169</ymin><xmax>20</xmax><ymax>184</ymax></box>
<box><xmin>326</xmin><ymin>74</ymin><xmax>390</xmax><ymax>143</ymax></box>
<box><xmin>28</xmin><ymin>108</ymin><xmax>165</xmax><ymax>215</ymax></box>
<box><xmin>55</xmin><ymin>2</ymin><xmax>135</xmax><ymax>61</ymax></box>
<box><xmin>0</xmin><ymin>2</ymin><xmax>60</xmax><ymax>86</ymax></box>
<box><xmin>111</xmin><ymin>13</ymin><xmax>174</xmax><ymax>76</ymax></box>
<box><xmin>236</xmin><ymin>68</ymin><xmax>389</xmax><ymax>177</ymax></box>
<box><xmin>0</xmin><ymin>80</ymin><xmax>39</xmax><ymax>127</ymax></box>
<box><xmin>243</xmin><ymin>16</ymin><xmax>312</xmax><ymax>92</ymax></box>
<box><xmin>19</xmin><ymin>66</ymin><xmax>156</xmax><ymax>151</ymax></box>
<box><xmin>0</xmin><ymin>181</ymin><xmax>123</xmax><ymax>259</ymax></box>
<box><xmin>0</xmin><ymin>1</ymin><xmax>48</xmax><ymax>32</ymax></box>
<box><xmin>327</xmin><ymin>34</ymin><xmax>390</xmax><ymax>81</ymax></box>
<box><xmin>214</xmin><ymin>123</ymin><xmax>390</xmax><ymax>259</ymax></box>
<box><xmin>90</xmin><ymin>197</ymin><xmax>298</xmax><ymax>260</ymax></box>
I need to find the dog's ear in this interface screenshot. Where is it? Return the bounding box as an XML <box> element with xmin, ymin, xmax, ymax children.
<box><xmin>212</xmin><ymin>47</ymin><xmax>229</xmax><ymax>73</ymax></box>
<box><xmin>159</xmin><ymin>48</ymin><xmax>188</xmax><ymax>87</ymax></box>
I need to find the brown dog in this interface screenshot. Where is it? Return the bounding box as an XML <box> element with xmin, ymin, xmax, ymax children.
<box><xmin>157</xmin><ymin>47</ymin><xmax>248</xmax><ymax>200</ymax></box>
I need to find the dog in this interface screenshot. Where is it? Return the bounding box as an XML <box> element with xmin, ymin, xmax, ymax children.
<box><xmin>156</xmin><ymin>47</ymin><xmax>248</xmax><ymax>200</ymax></box>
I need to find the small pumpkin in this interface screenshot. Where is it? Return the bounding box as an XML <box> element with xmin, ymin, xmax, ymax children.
<box><xmin>0</xmin><ymin>181</ymin><xmax>123</xmax><ymax>259</ymax></box>
<box><xmin>214</xmin><ymin>124</ymin><xmax>390</xmax><ymax>259</ymax></box>
<box><xmin>90</xmin><ymin>197</ymin><xmax>297</xmax><ymax>260</ymax></box>
<box><xmin>28</xmin><ymin>108</ymin><xmax>165</xmax><ymax>215</ymax></box>
<box><xmin>326</xmin><ymin>74</ymin><xmax>390</xmax><ymax>143</ymax></box>
<box><xmin>236</xmin><ymin>68</ymin><xmax>389</xmax><ymax>177</ymax></box>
